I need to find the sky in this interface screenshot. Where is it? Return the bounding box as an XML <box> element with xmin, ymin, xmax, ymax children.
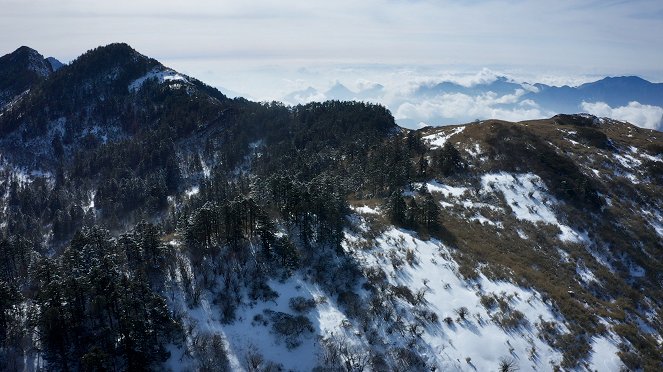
<box><xmin>1</xmin><ymin>0</ymin><xmax>662</xmax><ymax>127</ymax></box>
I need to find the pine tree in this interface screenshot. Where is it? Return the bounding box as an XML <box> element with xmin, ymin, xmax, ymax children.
<box><xmin>388</xmin><ymin>191</ymin><xmax>407</xmax><ymax>225</ymax></box>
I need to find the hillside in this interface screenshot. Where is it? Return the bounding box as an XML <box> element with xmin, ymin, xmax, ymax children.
<box><xmin>0</xmin><ymin>44</ymin><xmax>662</xmax><ymax>371</ymax></box>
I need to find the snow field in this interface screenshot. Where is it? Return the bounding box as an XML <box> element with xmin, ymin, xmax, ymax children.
<box><xmin>347</xmin><ymin>227</ymin><xmax>623</xmax><ymax>371</ymax></box>
<box><xmin>480</xmin><ymin>173</ymin><xmax>587</xmax><ymax>243</ymax></box>
<box><xmin>165</xmin><ymin>250</ymin><xmax>354</xmax><ymax>371</ymax></box>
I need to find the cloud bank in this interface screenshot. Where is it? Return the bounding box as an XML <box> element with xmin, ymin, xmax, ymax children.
<box><xmin>581</xmin><ymin>101</ymin><xmax>663</xmax><ymax>130</ymax></box>
<box><xmin>394</xmin><ymin>90</ymin><xmax>548</xmax><ymax>125</ymax></box>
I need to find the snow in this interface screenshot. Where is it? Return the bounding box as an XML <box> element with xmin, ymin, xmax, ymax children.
<box><xmin>83</xmin><ymin>190</ymin><xmax>96</xmax><ymax>213</ymax></box>
<box><xmin>466</xmin><ymin>143</ymin><xmax>482</xmax><ymax>157</ymax></box>
<box><xmin>439</xmin><ymin>201</ymin><xmax>455</xmax><ymax>208</ymax></box>
<box><xmin>218</xmin><ymin>276</ymin><xmax>349</xmax><ymax>371</ymax></box>
<box><xmin>588</xmin><ymin>335</ymin><xmax>623</xmax><ymax>371</ymax></box>
<box><xmin>200</xmin><ymin>156</ymin><xmax>211</xmax><ymax>178</ymax></box>
<box><xmin>347</xmin><ymin>228</ymin><xmax>569</xmax><ymax>371</ymax></box>
<box><xmin>646</xmin><ymin>214</ymin><xmax>663</xmax><ymax>239</ymax></box>
<box><xmin>129</xmin><ymin>68</ymin><xmax>189</xmax><ymax>92</ymax></box>
<box><xmin>640</xmin><ymin>152</ymin><xmax>662</xmax><ymax>162</ymax></box>
<box><xmin>480</xmin><ymin>173</ymin><xmax>586</xmax><ymax>243</ymax></box>
<box><xmin>469</xmin><ymin>213</ymin><xmax>503</xmax><ymax>228</ymax></box>
<box><xmin>185</xmin><ymin>186</ymin><xmax>200</xmax><ymax>197</ymax></box>
<box><xmin>166</xmin><ymin>252</ymin><xmax>352</xmax><ymax>372</ymax></box>
<box><xmin>576</xmin><ymin>265</ymin><xmax>598</xmax><ymax>284</ymax></box>
<box><xmin>461</xmin><ymin>200</ymin><xmax>503</xmax><ymax>212</ymax></box>
<box><xmin>614</xmin><ymin>153</ymin><xmax>641</xmax><ymax>169</ymax></box>
<box><xmin>351</xmin><ymin>205</ymin><xmax>380</xmax><ymax>214</ymax></box>
<box><xmin>566</xmin><ymin>138</ymin><xmax>581</xmax><ymax>146</ymax></box>
<box><xmin>414</xmin><ymin>180</ymin><xmax>469</xmax><ymax>198</ymax></box>
<box><xmin>422</xmin><ymin>126</ymin><xmax>466</xmax><ymax>149</ymax></box>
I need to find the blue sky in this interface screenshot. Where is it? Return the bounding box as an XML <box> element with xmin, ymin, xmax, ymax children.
<box><xmin>1</xmin><ymin>0</ymin><xmax>662</xmax><ymax>127</ymax></box>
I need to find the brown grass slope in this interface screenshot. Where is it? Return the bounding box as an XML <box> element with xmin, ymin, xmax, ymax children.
<box><xmin>414</xmin><ymin>114</ymin><xmax>663</xmax><ymax>369</ymax></box>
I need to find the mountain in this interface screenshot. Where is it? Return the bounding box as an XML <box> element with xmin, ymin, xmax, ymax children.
<box><xmin>0</xmin><ymin>44</ymin><xmax>662</xmax><ymax>371</ymax></box>
<box><xmin>46</xmin><ymin>56</ymin><xmax>65</xmax><ymax>71</ymax></box>
<box><xmin>525</xmin><ymin>76</ymin><xmax>663</xmax><ymax>114</ymax></box>
<box><xmin>283</xmin><ymin>82</ymin><xmax>386</xmax><ymax>105</ymax></box>
<box><xmin>0</xmin><ymin>46</ymin><xmax>55</xmax><ymax>107</ymax></box>
<box><xmin>416</xmin><ymin>76</ymin><xmax>525</xmax><ymax>97</ymax></box>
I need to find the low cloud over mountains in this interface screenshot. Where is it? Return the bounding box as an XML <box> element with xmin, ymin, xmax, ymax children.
<box><xmin>278</xmin><ymin>70</ymin><xmax>663</xmax><ymax>130</ymax></box>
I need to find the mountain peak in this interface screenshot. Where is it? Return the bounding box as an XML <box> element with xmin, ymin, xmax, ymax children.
<box><xmin>0</xmin><ymin>45</ymin><xmax>54</xmax><ymax>106</ymax></box>
<box><xmin>72</xmin><ymin>42</ymin><xmax>157</xmax><ymax>69</ymax></box>
<box><xmin>14</xmin><ymin>45</ymin><xmax>41</xmax><ymax>55</ymax></box>
<box><xmin>46</xmin><ymin>57</ymin><xmax>64</xmax><ymax>71</ymax></box>
<box><xmin>2</xmin><ymin>45</ymin><xmax>52</xmax><ymax>77</ymax></box>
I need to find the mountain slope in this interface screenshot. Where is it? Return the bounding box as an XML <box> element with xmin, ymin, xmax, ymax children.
<box><xmin>0</xmin><ymin>44</ymin><xmax>661</xmax><ymax>371</ymax></box>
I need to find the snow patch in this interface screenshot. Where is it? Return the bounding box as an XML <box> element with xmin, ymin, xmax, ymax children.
<box><xmin>129</xmin><ymin>68</ymin><xmax>189</xmax><ymax>92</ymax></box>
<box><xmin>186</xmin><ymin>186</ymin><xmax>200</xmax><ymax>197</ymax></box>
<box><xmin>576</xmin><ymin>266</ymin><xmax>598</xmax><ymax>284</ymax></box>
<box><xmin>470</xmin><ymin>213</ymin><xmax>503</xmax><ymax>228</ymax></box>
<box><xmin>480</xmin><ymin>173</ymin><xmax>585</xmax><ymax>243</ymax></box>
<box><xmin>422</xmin><ymin>126</ymin><xmax>465</xmax><ymax>149</ymax></box>
<box><xmin>588</xmin><ymin>335</ymin><xmax>624</xmax><ymax>371</ymax></box>
<box><xmin>415</xmin><ymin>180</ymin><xmax>469</xmax><ymax>198</ymax></box>
<box><xmin>351</xmin><ymin>205</ymin><xmax>380</xmax><ymax>215</ymax></box>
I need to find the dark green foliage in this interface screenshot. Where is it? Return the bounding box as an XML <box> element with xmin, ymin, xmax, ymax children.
<box><xmin>553</xmin><ymin>114</ymin><xmax>598</xmax><ymax>127</ymax></box>
<box><xmin>421</xmin><ymin>190</ymin><xmax>440</xmax><ymax>228</ymax></box>
<box><xmin>289</xmin><ymin>297</ymin><xmax>316</xmax><ymax>313</ymax></box>
<box><xmin>431</xmin><ymin>142</ymin><xmax>465</xmax><ymax>176</ymax></box>
<box><xmin>264</xmin><ymin>310</ymin><xmax>314</xmax><ymax>349</ymax></box>
<box><xmin>575</xmin><ymin>127</ymin><xmax>612</xmax><ymax>149</ymax></box>
<box><xmin>33</xmin><ymin>227</ymin><xmax>178</xmax><ymax>371</ymax></box>
<box><xmin>387</xmin><ymin>191</ymin><xmax>407</xmax><ymax>225</ymax></box>
<box><xmin>644</xmin><ymin>159</ymin><xmax>663</xmax><ymax>184</ymax></box>
<box><xmin>0</xmin><ymin>46</ymin><xmax>52</xmax><ymax>106</ymax></box>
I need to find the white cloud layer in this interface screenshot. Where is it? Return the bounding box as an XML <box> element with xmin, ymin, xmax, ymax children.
<box><xmin>581</xmin><ymin>101</ymin><xmax>663</xmax><ymax>130</ymax></box>
<box><xmin>395</xmin><ymin>90</ymin><xmax>548</xmax><ymax>125</ymax></box>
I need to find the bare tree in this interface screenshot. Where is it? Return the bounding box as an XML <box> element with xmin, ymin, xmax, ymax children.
<box><xmin>499</xmin><ymin>356</ymin><xmax>519</xmax><ymax>372</ymax></box>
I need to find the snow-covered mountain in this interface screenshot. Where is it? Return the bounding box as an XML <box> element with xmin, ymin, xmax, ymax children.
<box><xmin>0</xmin><ymin>44</ymin><xmax>662</xmax><ymax>371</ymax></box>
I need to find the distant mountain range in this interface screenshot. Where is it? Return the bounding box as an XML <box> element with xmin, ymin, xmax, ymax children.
<box><xmin>281</xmin><ymin>75</ymin><xmax>663</xmax><ymax>130</ymax></box>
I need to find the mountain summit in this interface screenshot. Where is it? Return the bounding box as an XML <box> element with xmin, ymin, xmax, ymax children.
<box><xmin>0</xmin><ymin>46</ymin><xmax>54</xmax><ymax>106</ymax></box>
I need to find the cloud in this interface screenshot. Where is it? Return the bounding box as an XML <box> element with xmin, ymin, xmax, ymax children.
<box><xmin>2</xmin><ymin>0</ymin><xmax>662</xmax><ymax>79</ymax></box>
<box><xmin>581</xmin><ymin>101</ymin><xmax>663</xmax><ymax>130</ymax></box>
<box><xmin>395</xmin><ymin>90</ymin><xmax>546</xmax><ymax>126</ymax></box>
